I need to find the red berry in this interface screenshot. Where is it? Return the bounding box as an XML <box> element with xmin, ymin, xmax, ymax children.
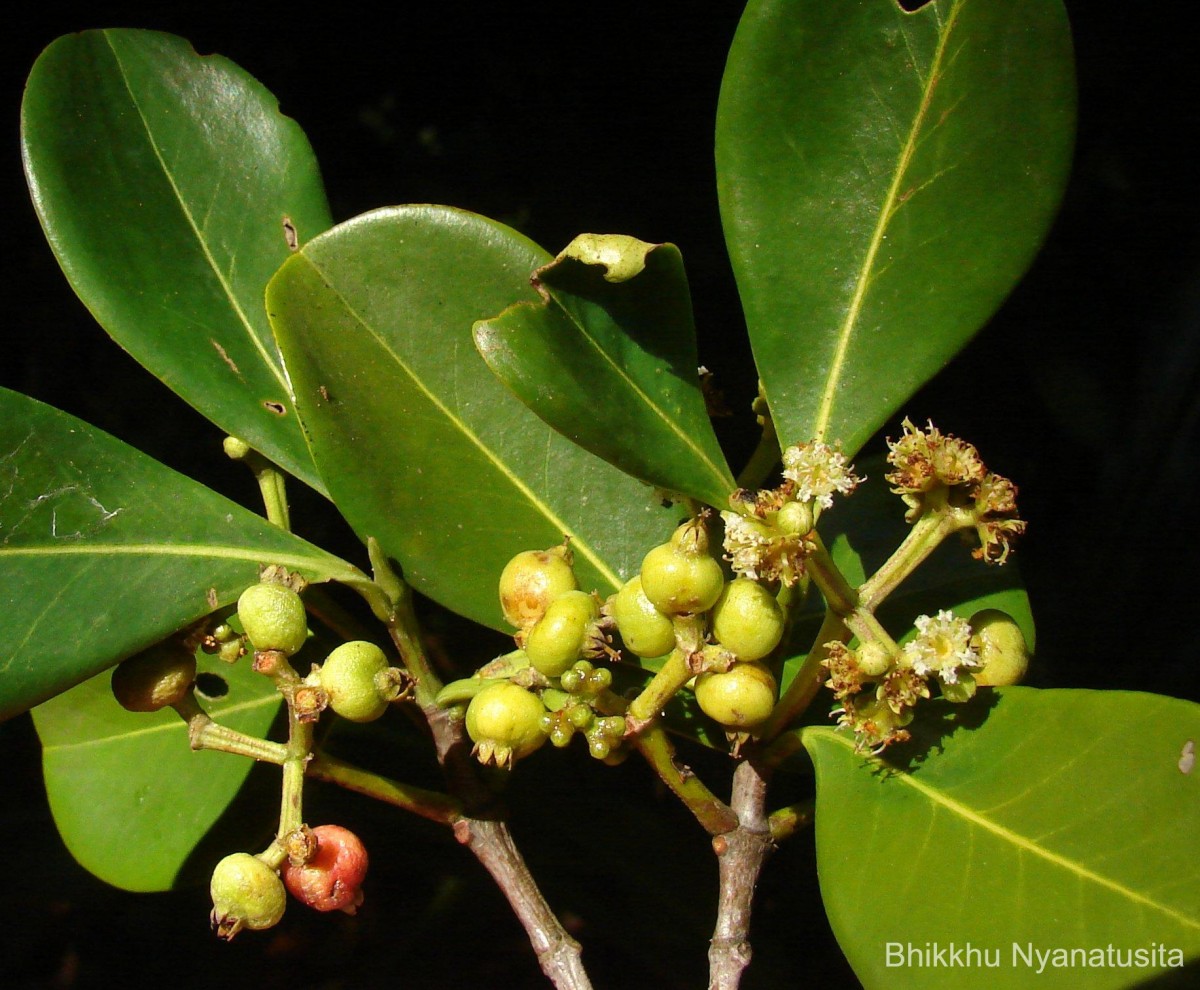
<box><xmin>282</xmin><ymin>825</ymin><xmax>368</xmax><ymax>914</ymax></box>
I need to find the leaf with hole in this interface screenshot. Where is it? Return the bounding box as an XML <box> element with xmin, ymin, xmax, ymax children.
<box><xmin>803</xmin><ymin>688</ymin><xmax>1200</xmax><ymax>989</ymax></box>
<box><xmin>21</xmin><ymin>28</ymin><xmax>331</xmax><ymax>491</ymax></box>
<box><xmin>717</xmin><ymin>0</ymin><xmax>1075</xmax><ymax>457</ymax></box>
<box><xmin>0</xmin><ymin>387</ymin><xmax>368</xmax><ymax>721</ymax></box>
<box><xmin>267</xmin><ymin>207</ymin><xmax>682</xmax><ymax>632</ymax></box>
<box><xmin>33</xmin><ymin>651</ymin><xmax>280</xmax><ymax>892</ymax></box>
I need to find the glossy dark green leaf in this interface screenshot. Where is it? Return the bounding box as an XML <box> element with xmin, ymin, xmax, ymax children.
<box><xmin>33</xmin><ymin>651</ymin><xmax>279</xmax><ymax>892</ymax></box>
<box><xmin>474</xmin><ymin>235</ymin><xmax>736</xmax><ymax>507</ymax></box>
<box><xmin>267</xmin><ymin>207</ymin><xmax>682</xmax><ymax>631</ymax></box>
<box><xmin>717</xmin><ymin>0</ymin><xmax>1075</xmax><ymax>457</ymax></box>
<box><xmin>804</xmin><ymin>688</ymin><xmax>1200</xmax><ymax>989</ymax></box>
<box><xmin>21</xmin><ymin>29</ymin><xmax>332</xmax><ymax>491</ymax></box>
<box><xmin>0</xmin><ymin>387</ymin><xmax>369</xmax><ymax>721</ymax></box>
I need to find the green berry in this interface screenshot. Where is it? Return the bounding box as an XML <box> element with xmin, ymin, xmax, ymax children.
<box><xmin>465</xmin><ymin>682</ymin><xmax>548</xmax><ymax>768</ymax></box>
<box><xmin>210</xmin><ymin>853</ymin><xmax>286</xmax><ymax>940</ymax></box>
<box><xmin>524</xmin><ymin>590</ymin><xmax>599</xmax><ymax>677</ymax></box>
<box><xmin>639</xmin><ymin>543</ymin><xmax>725</xmax><ymax>615</ymax></box>
<box><xmin>969</xmin><ymin>609</ymin><xmax>1030</xmax><ymax>687</ymax></box>
<box><xmin>320</xmin><ymin>641</ymin><xmax>391</xmax><ymax>723</ymax></box>
<box><xmin>610</xmin><ymin>576</ymin><xmax>676</xmax><ymax>657</ymax></box>
<box><xmin>711</xmin><ymin>579</ymin><xmax>785</xmax><ymax>661</ymax></box>
<box><xmin>694</xmin><ymin>661</ymin><xmax>777</xmax><ymax>730</ymax></box>
<box><xmin>111</xmin><ymin>642</ymin><xmax>196</xmax><ymax>712</ymax></box>
<box><xmin>775</xmin><ymin>500</ymin><xmax>814</xmax><ymax>535</ymax></box>
<box><xmin>498</xmin><ymin>546</ymin><xmax>578</xmax><ymax>629</ymax></box>
<box><xmin>237</xmin><ymin>582</ymin><xmax>308</xmax><ymax>656</ymax></box>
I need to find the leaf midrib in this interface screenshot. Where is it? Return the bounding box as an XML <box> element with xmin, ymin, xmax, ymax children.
<box><xmin>101</xmin><ymin>30</ymin><xmax>291</xmax><ymax>400</ymax></box>
<box><xmin>812</xmin><ymin>0</ymin><xmax>964</xmax><ymax>442</ymax></box>
<box><xmin>42</xmin><ymin>694</ymin><xmax>280</xmax><ymax>753</ymax></box>
<box><xmin>295</xmin><ymin>253</ymin><xmax>623</xmax><ymax>591</ymax></box>
<box><xmin>820</xmin><ymin>728</ymin><xmax>1200</xmax><ymax>932</ymax></box>
<box><xmin>540</xmin><ymin>279</ymin><xmax>735</xmax><ymax>496</ymax></box>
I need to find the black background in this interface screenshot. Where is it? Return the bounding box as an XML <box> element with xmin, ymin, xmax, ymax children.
<box><xmin>3</xmin><ymin>2</ymin><xmax>1198</xmax><ymax>988</ymax></box>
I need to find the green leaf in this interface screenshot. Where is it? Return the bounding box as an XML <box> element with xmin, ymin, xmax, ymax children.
<box><xmin>21</xmin><ymin>29</ymin><xmax>332</xmax><ymax>492</ymax></box>
<box><xmin>803</xmin><ymin>688</ymin><xmax>1200</xmax><ymax>989</ymax></box>
<box><xmin>33</xmin><ymin>653</ymin><xmax>279</xmax><ymax>892</ymax></box>
<box><xmin>267</xmin><ymin>207</ymin><xmax>682</xmax><ymax>631</ymax></box>
<box><xmin>474</xmin><ymin>234</ymin><xmax>736</xmax><ymax>507</ymax></box>
<box><xmin>716</xmin><ymin>0</ymin><xmax>1075</xmax><ymax>457</ymax></box>
<box><xmin>0</xmin><ymin>387</ymin><xmax>368</xmax><ymax>721</ymax></box>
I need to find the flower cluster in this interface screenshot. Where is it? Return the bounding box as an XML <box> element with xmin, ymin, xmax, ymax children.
<box><xmin>781</xmin><ymin>440</ymin><xmax>862</xmax><ymax>509</ymax></box>
<box><xmin>721</xmin><ymin>440</ymin><xmax>860</xmax><ymax>585</ymax></box>
<box><xmin>886</xmin><ymin>419</ymin><xmax>1026</xmax><ymax>563</ymax></box>
<box><xmin>823</xmin><ymin>609</ymin><xmax>980</xmax><ymax>752</ymax></box>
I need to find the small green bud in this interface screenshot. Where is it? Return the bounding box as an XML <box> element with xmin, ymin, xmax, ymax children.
<box><xmin>969</xmin><ymin>610</ymin><xmax>1030</xmax><ymax>687</ymax></box>
<box><xmin>694</xmin><ymin>661</ymin><xmax>777</xmax><ymax>730</ymax></box>
<box><xmin>498</xmin><ymin>546</ymin><xmax>578</xmax><ymax>630</ymax></box>
<box><xmin>775</xmin><ymin>500</ymin><xmax>814</xmax><ymax>535</ymax></box>
<box><xmin>524</xmin><ymin>590</ymin><xmax>600</xmax><ymax>677</ymax></box>
<box><xmin>210</xmin><ymin>853</ymin><xmax>286</xmax><ymax>940</ymax></box>
<box><xmin>609</xmin><ymin>576</ymin><xmax>676</xmax><ymax>658</ymax></box>
<box><xmin>319</xmin><ymin>641</ymin><xmax>391</xmax><ymax>723</ymax></box>
<box><xmin>711</xmin><ymin>579</ymin><xmax>785</xmax><ymax>661</ymax></box>
<box><xmin>237</xmin><ymin>582</ymin><xmax>308</xmax><ymax>656</ymax></box>
<box><xmin>465</xmin><ymin>682</ymin><xmax>548</xmax><ymax>769</ymax></box>
<box><xmin>856</xmin><ymin>641</ymin><xmax>893</xmax><ymax>678</ymax></box>
<box><xmin>111</xmin><ymin>642</ymin><xmax>196</xmax><ymax>712</ymax></box>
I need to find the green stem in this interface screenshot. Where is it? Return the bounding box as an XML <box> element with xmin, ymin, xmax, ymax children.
<box><xmin>767</xmin><ymin>800</ymin><xmax>815</xmax><ymax>843</ymax></box>
<box><xmin>307</xmin><ymin>752</ymin><xmax>463</xmax><ymax>826</ymax></box>
<box><xmin>857</xmin><ymin>507</ymin><xmax>969</xmax><ymax>610</ymax></box>
<box><xmin>224</xmin><ymin>437</ymin><xmax>291</xmax><ymax>530</ymax></box>
<box><xmin>626</xmin><ymin>648</ymin><xmax>692</xmax><ymax>726</ymax></box>
<box><xmin>759</xmin><ymin>608</ymin><xmax>847</xmax><ymax>743</ymax></box>
<box><xmin>633</xmin><ymin>726</ymin><xmax>738</xmax><ymax>835</ymax></box>
<box><xmin>736</xmin><ymin>382</ymin><xmax>780</xmax><ymax>490</ymax></box>
<box><xmin>173</xmin><ymin>694</ymin><xmax>288</xmax><ymax>763</ymax></box>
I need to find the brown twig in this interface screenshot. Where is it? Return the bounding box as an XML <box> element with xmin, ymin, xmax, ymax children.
<box><xmin>707</xmin><ymin>759</ymin><xmax>774</xmax><ymax>990</ymax></box>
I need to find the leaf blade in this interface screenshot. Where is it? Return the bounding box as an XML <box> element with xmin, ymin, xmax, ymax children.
<box><xmin>21</xmin><ymin>29</ymin><xmax>332</xmax><ymax>490</ymax></box>
<box><xmin>267</xmin><ymin>207</ymin><xmax>682</xmax><ymax>631</ymax></box>
<box><xmin>0</xmin><ymin>387</ymin><xmax>365</xmax><ymax>721</ymax></box>
<box><xmin>474</xmin><ymin>235</ymin><xmax>736</xmax><ymax>507</ymax></box>
<box><xmin>34</xmin><ymin>655</ymin><xmax>280</xmax><ymax>892</ymax></box>
<box><xmin>717</xmin><ymin>0</ymin><xmax>1075</xmax><ymax>456</ymax></box>
<box><xmin>803</xmin><ymin>688</ymin><xmax>1200</xmax><ymax>989</ymax></box>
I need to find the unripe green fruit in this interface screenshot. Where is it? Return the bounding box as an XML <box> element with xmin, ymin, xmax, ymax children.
<box><xmin>320</xmin><ymin>641</ymin><xmax>391</xmax><ymax>722</ymax></box>
<box><xmin>711</xmin><ymin>579</ymin><xmax>785</xmax><ymax>661</ymax></box>
<box><xmin>694</xmin><ymin>662</ymin><xmax>777</xmax><ymax>730</ymax></box>
<box><xmin>639</xmin><ymin>543</ymin><xmax>725</xmax><ymax>615</ymax></box>
<box><xmin>111</xmin><ymin>642</ymin><xmax>196</xmax><ymax>712</ymax></box>
<box><xmin>856</xmin><ymin>641</ymin><xmax>893</xmax><ymax>678</ymax></box>
<box><xmin>498</xmin><ymin>547</ymin><xmax>578</xmax><ymax>629</ymax></box>
<box><xmin>969</xmin><ymin>610</ymin><xmax>1030</xmax><ymax>687</ymax></box>
<box><xmin>465</xmin><ymin>682</ymin><xmax>548</xmax><ymax>768</ymax></box>
<box><xmin>610</xmin><ymin>576</ymin><xmax>676</xmax><ymax>657</ymax></box>
<box><xmin>282</xmin><ymin>825</ymin><xmax>368</xmax><ymax>915</ymax></box>
<box><xmin>524</xmin><ymin>590</ymin><xmax>599</xmax><ymax>677</ymax></box>
<box><xmin>210</xmin><ymin>853</ymin><xmax>286</xmax><ymax>940</ymax></box>
<box><xmin>775</xmin><ymin>500</ymin><xmax>814</xmax><ymax>535</ymax></box>
<box><xmin>237</xmin><ymin>582</ymin><xmax>308</xmax><ymax>656</ymax></box>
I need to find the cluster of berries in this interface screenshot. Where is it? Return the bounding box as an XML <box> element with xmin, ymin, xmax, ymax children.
<box><xmin>209</xmin><ymin>824</ymin><xmax>369</xmax><ymax>939</ymax></box>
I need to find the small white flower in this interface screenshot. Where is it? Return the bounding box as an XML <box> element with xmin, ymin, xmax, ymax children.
<box><xmin>720</xmin><ymin>511</ymin><xmax>770</xmax><ymax>580</ymax></box>
<box><xmin>900</xmin><ymin>610</ymin><xmax>980</xmax><ymax>684</ymax></box>
<box><xmin>782</xmin><ymin>441</ymin><xmax>860</xmax><ymax>509</ymax></box>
